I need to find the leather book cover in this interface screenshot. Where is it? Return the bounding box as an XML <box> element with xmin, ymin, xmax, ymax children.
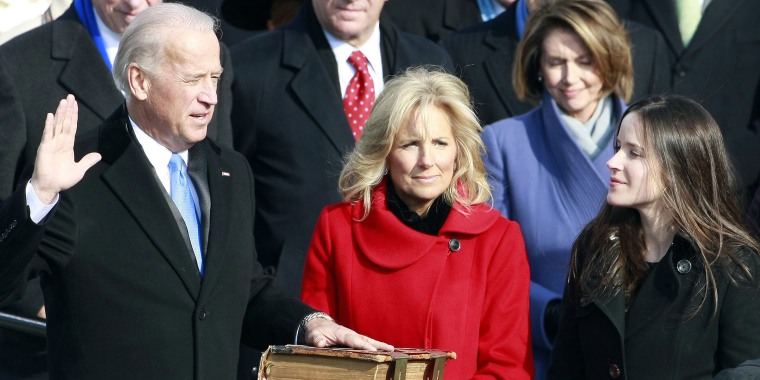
<box><xmin>258</xmin><ymin>345</ymin><xmax>456</xmax><ymax>380</ymax></box>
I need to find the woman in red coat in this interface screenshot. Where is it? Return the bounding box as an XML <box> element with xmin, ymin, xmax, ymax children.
<box><xmin>301</xmin><ymin>67</ymin><xmax>534</xmax><ymax>379</ymax></box>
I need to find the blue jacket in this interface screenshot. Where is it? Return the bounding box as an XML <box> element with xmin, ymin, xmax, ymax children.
<box><xmin>481</xmin><ymin>93</ymin><xmax>624</xmax><ymax>379</ymax></box>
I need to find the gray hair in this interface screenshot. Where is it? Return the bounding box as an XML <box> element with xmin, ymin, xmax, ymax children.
<box><xmin>112</xmin><ymin>3</ymin><xmax>220</xmax><ymax>94</ymax></box>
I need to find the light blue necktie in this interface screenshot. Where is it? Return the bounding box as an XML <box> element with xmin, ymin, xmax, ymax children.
<box><xmin>169</xmin><ymin>154</ymin><xmax>204</xmax><ymax>275</ymax></box>
<box><xmin>477</xmin><ymin>0</ymin><xmax>505</xmax><ymax>21</ymax></box>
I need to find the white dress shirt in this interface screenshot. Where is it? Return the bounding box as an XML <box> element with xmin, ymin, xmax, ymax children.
<box><xmin>323</xmin><ymin>23</ymin><xmax>385</xmax><ymax>99</ymax></box>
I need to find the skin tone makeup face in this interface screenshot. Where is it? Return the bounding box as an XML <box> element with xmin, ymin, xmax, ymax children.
<box><xmin>607</xmin><ymin>112</ymin><xmax>666</xmax><ymax>215</ymax></box>
<box><xmin>540</xmin><ymin>27</ymin><xmax>604</xmax><ymax>123</ymax></box>
<box><xmin>387</xmin><ymin>106</ymin><xmax>458</xmax><ymax>216</ymax></box>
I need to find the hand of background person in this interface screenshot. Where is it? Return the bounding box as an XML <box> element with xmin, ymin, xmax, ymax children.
<box><xmin>30</xmin><ymin>95</ymin><xmax>102</xmax><ymax>204</ymax></box>
<box><xmin>303</xmin><ymin>317</ymin><xmax>395</xmax><ymax>352</ymax></box>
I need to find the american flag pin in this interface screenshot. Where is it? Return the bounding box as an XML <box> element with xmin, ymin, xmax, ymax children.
<box><xmin>221</xmin><ymin>171</ymin><xmax>231</xmax><ymax>177</ymax></box>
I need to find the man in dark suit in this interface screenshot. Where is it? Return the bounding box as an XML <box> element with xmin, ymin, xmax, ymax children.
<box><xmin>608</xmin><ymin>0</ymin><xmax>760</xmax><ymax>194</ymax></box>
<box><xmin>0</xmin><ymin>1</ymin><xmax>162</xmax><ymax>377</ymax></box>
<box><xmin>0</xmin><ymin>1</ymin><xmax>233</xmax><ymax>376</ymax></box>
<box><xmin>230</xmin><ymin>0</ymin><xmax>453</xmax><ymax>297</ymax></box>
<box><xmin>442</xmin><ymin>0</ymin><xmax>672</xmax><ymax>126</ymax></box>
<box><xmin>0</xmin><ymin>4</ymin><xmax>391</xmax><ymax>378</ymax></box>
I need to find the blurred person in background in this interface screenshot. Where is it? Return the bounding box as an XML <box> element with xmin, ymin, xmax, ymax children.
<box><xmin>608</xmin><ymin>0</ymin><xmax>760</xmax><ymax>200</ymax></box>
<box><xmin>443</xmin><ymin>0</ymin><xmax>670</xmax><ymax>126</ymax></box>
<box><xmin>0</xmin><ymin>0</ymin><xmax>70</xmax><ymax>44</ymax></box>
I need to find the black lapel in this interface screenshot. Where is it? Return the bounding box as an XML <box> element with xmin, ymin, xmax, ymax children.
<box><xmin>592</xmin><ymin>291</ymin><xmax>627</xmax><ymax>341</ymax></box>
<box><xmin>641</xmin><ymin>0</ymin><xmax>684</xmax><ymax>54</ymax></box>
<box><xmin>195</xmin><ymin>140</ymin><xmax>233</xmax><ymax>296</ymax></box>
<box><xmin>443</xmin><ymin>0</ymin><xmax>480</xmax><ymax>32</ymax></box>
<box><xmin>301</xmin><ymin>2</ymin><xmax>341</xmax><ymax>95</ymax></box>
<box><xmin>282</xmin><ymin>6</ymin><xmax>355</xmax><ymax>156</ymax></box>
<box><xmin>379</xmin><ymin>15</ymin><xmax>396</xmax><ymax>77</ymax></box>
<box><xmin>625</xmin><ymin>237</ymin><xmax>700</xmax><ymax>337</ymax></box>
<box><xmin>481</xmin><ymin>7</ymin><xmax>534</xmax><ymax>118</ymax></box>
<box><xmin>52</xmin><ymin>7</ymin><xmax>123</xmax><ymax>120</ymax></box>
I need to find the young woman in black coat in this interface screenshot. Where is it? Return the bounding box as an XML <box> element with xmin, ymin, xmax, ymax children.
<box><xmin>549</xmin><ymin>95</ymin><xmax>760</xmax><ymax>379</ymax></box>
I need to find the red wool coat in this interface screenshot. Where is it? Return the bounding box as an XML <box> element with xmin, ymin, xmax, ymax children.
<box><xmin>301</xmin><ymin>182</ymin><xmax>534</xmax><ymax>379</ymax></box>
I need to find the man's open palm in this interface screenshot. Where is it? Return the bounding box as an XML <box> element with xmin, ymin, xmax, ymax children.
<box><xmin>30</xmin><ymin>95</ymin><xmax>102</xmax><ymax>204</ymax></box>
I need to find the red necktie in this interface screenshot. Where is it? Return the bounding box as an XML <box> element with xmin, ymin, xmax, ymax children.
<box><xmin>343</xmin><ymin>51</ymin><xmax>375</xmax><ymax>141</ymax></box>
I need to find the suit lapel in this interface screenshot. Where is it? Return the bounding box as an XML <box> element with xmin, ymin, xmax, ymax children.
<box><xmin>282</xmin><ymin>26</ymin><xmax>354</xmax><ymax>155</ymax></box>
<box><xmin>625</xmin><ymin>237</ymin><xmax>699</xmax><ymax>338</ymax></box>
<box><xmin>194</xmin><ymin>141</ymin><xmax>233</xmax><ymax>295</ymax></box>
<box><xmin>443</xmin><ymin>0</ymin><xmax>479</xmax><ymax>33</ymax></box>
<box><xmin>482</xmin><ymin>9</ymin><xmax>533</xmax><ymax>118</ymax></box>
<box><xmin>592</xmin><ymin>291</ymin><xmax>626</xmax><ymax>341</ymax></box>
<box><xmin>51</xmin><ymin>9</ymin><xmax>122</xmax><ymax>120</ymax></box>
<box><xmin>641</xmin><ymin>0</ymin><xmax>684</xmax><ymax>55</ymax></box>
<box><xmin>99</xmin><ymin>110</ymin><xmax>202</xmax><ymax>299</ymax></box>
<box><xmin>684</xmin><ymin>0</ymin><xmax>744</xmax><ymax>56</ymax></box>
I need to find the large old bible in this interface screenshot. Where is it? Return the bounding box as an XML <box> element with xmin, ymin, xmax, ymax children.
<box><xmin>258</xmin><ymin>345</ymin><xmax>456</xmax><ymax>380</ymax></box>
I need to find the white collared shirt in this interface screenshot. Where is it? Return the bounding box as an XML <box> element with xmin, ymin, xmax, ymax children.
<box><xmin>129</xmin><ymin>118</ymin><xmax>188</xmax><ymax>194</ymax></box>
<box><xmin>323</xmin><ymin>23</ymin><xmax>385</xmax><ymax>99</ymax></box>
<box><xmin>93</xmin><ymin>8</ymin><xmax>121</xmax><ymax>66</ymax></box>
<box><xmin>130</xmin><ymin>119</ymin><xmax>201</xmax><ymax>218</ymax></box>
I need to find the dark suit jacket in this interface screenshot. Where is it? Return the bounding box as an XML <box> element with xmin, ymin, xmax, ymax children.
<box><xmin>442</xmin><ymin>5</ymin><xmax>672</xmax><ymax>126</ymax></box>
<box><xmin>382</xmin><ymin>0</ymin><xmax>482</xmax><ymax>43</ymax></box>
<box><xmin>220</xmin><ymin>0</ymin><xmax>271</xmax><ymax>31</ymax></box>
<box><xmin>230</xmin><ymin>2</ymin><xmax>453</xmax><ymax>297</ymax></box>
<box><xmin>0</xmin><ymin>5</ymin><xmax>234</xmax><ymax>203</ymax></box>
<box><xmin>0</xmin><ymin>9</ymin><xmax>235</xmax><ymax>374</ymax></box>
<box><xmin>608</xmin><ymin>0</ymin><xmax>760</xmax><ymax>190</ymax></box>
<box><xmin>0</xmin><ymin>106</ymin><xmax>313</xmax><ymax>379</ymax></box>
<box><xmin>549</xmin><ymin>236</ymin><xmax>760</xmax><ymax>379</ymax></box>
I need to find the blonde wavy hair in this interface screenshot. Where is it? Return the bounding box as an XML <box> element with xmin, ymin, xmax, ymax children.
<box><xmin>339</xmin><ymin>67</ymin><xmax>491</xmax><ymax>219</ymax></box>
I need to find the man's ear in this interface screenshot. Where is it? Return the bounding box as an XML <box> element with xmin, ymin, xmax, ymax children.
<box><xmin>128</xmin><ymin>63</ymin><xmax>150</xmax><ymax>101</ymax></box>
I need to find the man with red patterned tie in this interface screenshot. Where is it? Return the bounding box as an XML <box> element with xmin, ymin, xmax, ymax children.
<box><xmin>230</xmin><ymin>0</ymin><xmax>452</xmax><ymax>298</ymax></box>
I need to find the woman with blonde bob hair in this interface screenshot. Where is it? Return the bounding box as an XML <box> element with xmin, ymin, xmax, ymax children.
<box><xmin>550</xmin><ymin>95</ymin><xmax>760</xmax><ymax>379</ymax></box>
<box><xmin>302</xmin><ymin>67</ymin><xmax>534</xmax><ymax>379</ymax></box>
<box><xmin>480</xmin><ymin>1</ymin><xmax>635</xmax><ymax>377</ymax></box>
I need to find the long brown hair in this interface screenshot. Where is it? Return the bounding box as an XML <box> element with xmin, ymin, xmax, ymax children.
<box><xmin>570</xmin><ymin>95</ymin><xmax>759</xmax><ymax>314</ymax></box>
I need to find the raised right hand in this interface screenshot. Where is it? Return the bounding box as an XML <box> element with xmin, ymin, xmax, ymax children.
<box><xmin>30</xmin><ymin>95</ymin><xmax>102</xmax><ymax>204</ymax></box>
